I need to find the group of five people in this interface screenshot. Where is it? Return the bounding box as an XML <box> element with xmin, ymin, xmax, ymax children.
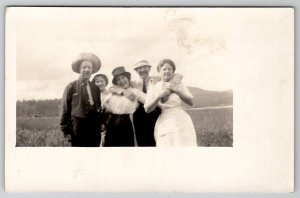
<box><xmin>60</xmin><ymin>53</ymin><xmax>197</xmax><ymax>147</ymax></box>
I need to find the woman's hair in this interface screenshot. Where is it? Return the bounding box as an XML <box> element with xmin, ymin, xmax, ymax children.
<box><xmin>115</xmin><ymin>74</ymin><xmax>131</xmax><ymax>84</ymax></box>
<box><xmin>113</xmin><ymin>73</ymin><xmax>131</xmax><ymax>85</ymax></box>
<box><xmin>92</xmin><ymin>74</ymin><xmax>109</xmax><ymax>85</ymax></box>
<box><xmin>157</xmin><ymin>59</ymin><xmax>176</xmax><ymax>72</ymax></box>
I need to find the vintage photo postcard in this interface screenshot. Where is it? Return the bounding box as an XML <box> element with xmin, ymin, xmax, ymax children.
<box><xmin>5</xmin><ymin>7</ymin><xmax>293</xmax><ymax>192</ymax></box>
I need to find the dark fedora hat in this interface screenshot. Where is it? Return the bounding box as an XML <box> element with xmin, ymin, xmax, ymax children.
<box><xmin>72</xmin><ymin>53</ymin><xmax>101</xmax><ymax>74</ymax></box>
<box><xmin>112</xmin><ymin>66</ymin><xmax>131</xmax><ymax>85</ymax></box>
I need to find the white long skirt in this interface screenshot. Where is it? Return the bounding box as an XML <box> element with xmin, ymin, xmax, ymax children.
<box><xmin>154</xmin><ymin>107</ymin><xmax>197</xmax><ymax>146</ymax></box>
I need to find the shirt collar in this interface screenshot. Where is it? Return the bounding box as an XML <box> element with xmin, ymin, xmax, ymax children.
<box><xmin>78</xmin><ymin>77</ymin><xmax>90</xmax><ymax>85</ymax></box>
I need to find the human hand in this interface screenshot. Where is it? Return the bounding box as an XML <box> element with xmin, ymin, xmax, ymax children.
<box><xmin>123</xmin><ymin>90</ymin><xmax>136</xmax><ymax>102</ymax></box>
<box><xmin>110</xmin><ymin>86</ymin><xmax>124</xmax><ymax>95</ymax></box>
<box><xmin>64</xmin><ymin>134</ymin><xmax>72</xmax><ymax>142</ymax></box>
<box><xmin>160</xmin><ymin>89</ymin><xmax>171</xmax><ymax>103</ymax></box>
<box><xmin>100</xmin><ymin>124</ymin><xmax>106</xmax><ymax>132</ymax></box>
<box><xmin>169</xmin><ymin>82</ymin><xmax>182</xmax><ymax>94</ymax></box>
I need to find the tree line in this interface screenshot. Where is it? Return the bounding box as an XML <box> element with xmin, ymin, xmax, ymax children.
<box><xmin>17</xmin><ymin>99</ymin><xmax>62</xmax><ymax>117</ymax></box>
<box><xmin>16</xmin><ymin>88</ymin><xmax>233</xmax><ymax>117</ymax></box>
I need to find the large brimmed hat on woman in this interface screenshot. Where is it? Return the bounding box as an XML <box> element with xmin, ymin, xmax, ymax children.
<box><xmin>112</xmin><ymin>66</ymin><xmax>131</xmax><ymax>85</ymax></box>
<box><xmin>72</xmin><ymin>53</ymin><xmax>101</xmax><ymax>74</ymax></box>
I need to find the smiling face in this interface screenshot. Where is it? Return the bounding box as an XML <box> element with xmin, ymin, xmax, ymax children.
<box><xmin>135</xmin><ymin>65</ymin><xmax>151</xmax><ymax>80</ymax></box>
<box><xmin>160</xmin><ymin>63</ymin><xmax>174</xmax><ymax>82</ymax></box>
<box><xmin>94</xmin><ymin>76</ymin><xmax>107</xmax><ymax>91</ymax></box>
<box><xmin>79</xmin><ymin>61</ymin><xmax>93</xmax><ymax>81</ymax></box>
<box><xmin>116</xmin><ymin>75</ymin><xmax>130</xmax><ymax>89</ymax></box>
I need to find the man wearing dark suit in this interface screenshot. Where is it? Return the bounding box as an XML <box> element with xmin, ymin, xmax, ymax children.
<box><xmin>132</xmin><ymin>60</ymin><xmax>161</xmax><ymax>146</ymax></box>
<box><xmin>60</xmin><ymin>53</ymin><xmax>102</xmax><ymax>147</ymax></box>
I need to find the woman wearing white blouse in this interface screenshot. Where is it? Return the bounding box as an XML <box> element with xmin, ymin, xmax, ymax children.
<box><xmin>144</xmin><ymin>59</ymin><xmax>197</xmax><ymax>146</ymax></box>
<box><xmin>98</xmin><ymin>66</ymin><xmax>145</xmax><ymax>147</ymax></box>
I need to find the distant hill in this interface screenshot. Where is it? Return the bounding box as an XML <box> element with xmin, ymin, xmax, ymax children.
<box><xmin>16</xmin><ymin>87</ymin><xmax>233</xmax><ymax>117</ymax></box>
<box><xmin>185</xmin><ymin>87</ymin><xmax>233</xmax><ymax>109</ymax></box>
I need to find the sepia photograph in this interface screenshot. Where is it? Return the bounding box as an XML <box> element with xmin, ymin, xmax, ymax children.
<box><xmin>14</xmin><ymin>7</ymin><xmax>233</xmax><ymax>147</ymax></box>
<box><xmin>5</xmin><ymin>7</ymin><xmax>293</xmax><ymax>192</ymax></box>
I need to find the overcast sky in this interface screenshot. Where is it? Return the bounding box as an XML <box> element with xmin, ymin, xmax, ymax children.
<box><xmin>12</xmin><ymin>7</ymin><xmax>291</xmax><ymax>100</ymax></box>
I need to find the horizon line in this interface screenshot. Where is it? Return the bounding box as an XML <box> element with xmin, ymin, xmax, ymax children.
<box><xmin>16</xmin><ymin>87</ymin><xmax>233</xmax><ymax>101</ymax></box>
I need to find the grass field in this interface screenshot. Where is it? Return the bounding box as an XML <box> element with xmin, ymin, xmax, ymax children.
<box><xmin>186</xmin><ymin>107</ymin><xmax>233</xmax><ymax>147</ymax></box>
<box><xmin>16</xmin><ymin>107</ymin><xmax>233</xmax><ymax>147</ymax></box>
<box><xmin>16</xmin><ymin>117</ymin><xmax>71</xmax><ymax>147</ymax></box>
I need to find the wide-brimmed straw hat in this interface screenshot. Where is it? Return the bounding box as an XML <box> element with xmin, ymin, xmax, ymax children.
<box><xmin>112</xmin><ymin>66</ymin><xmax>131</xmax><ymax>85</ymax></box>
<box><xmin>72</xmin><ymin>53</ymin><xmax>101</xmax><ymax>74</ymax></box>
<box><xmin>133</xmin><ymin>60</ymin><xmax>151</xmax><ymax>70</ymax></box>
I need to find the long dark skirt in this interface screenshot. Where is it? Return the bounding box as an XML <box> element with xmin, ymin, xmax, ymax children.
<box><xmin>104</xmin><ymin>114</ymin><xmax>135</xmax><ymax>147</ymax></box>
<box><xmin>71</xmin><ymin>116</ymin><xmax>101</xmax><ymax>147</ymax></box>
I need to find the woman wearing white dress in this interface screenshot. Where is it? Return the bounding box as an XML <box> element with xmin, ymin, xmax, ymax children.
<box><xmin>144</xmin><ymin>59</ymin><xmax>197</xmax><ymax>146</ymax></box>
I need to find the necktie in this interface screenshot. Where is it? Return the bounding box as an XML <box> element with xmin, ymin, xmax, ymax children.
<box><xmin>86</xmin><ymin>83</ymin><xmax>94</xmax><ymax>106</ymax></box>
<box><xmin>142</xmin><ymin>80</ymin><xmax>147</xmax><ymax>93</ymax></box>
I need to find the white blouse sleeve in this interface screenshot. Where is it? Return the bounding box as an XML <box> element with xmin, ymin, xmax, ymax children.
<box><xmin>101</xmin><ymin>90</ymin><xmax>111</xmax><ymax>106</ymax></box>
<box><xmin>103</xmin><ymin>93</ymin><xmax>139</xmax><ymax>114</ymax></box>
<box><xmin>144</xmin><ymin>82</ymin><xmax>161</xmax><ymax>108</ymax></box>
<box><xmin>129</xmin><ymin>87</ymin><xmax>146</xmax><ymax>104</ymax></box>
